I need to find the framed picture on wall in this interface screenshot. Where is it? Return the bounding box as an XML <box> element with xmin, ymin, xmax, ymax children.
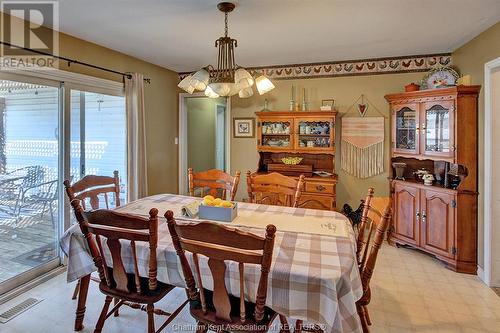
<box><xmin>233</xmin><ymin>118</ymin><xmax>255</xmax><ymax>138</ymax></box>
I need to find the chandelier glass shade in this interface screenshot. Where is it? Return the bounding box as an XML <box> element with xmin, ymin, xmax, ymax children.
<box><xmin>178</xmin><ymin>2</ymin><xmax>274</xmax><ymax>98</ymax></box>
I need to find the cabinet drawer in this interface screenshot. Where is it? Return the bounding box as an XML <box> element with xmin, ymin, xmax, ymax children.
<box><xmin>305</xmin><ymin>181</ymin><xmax>335</xmax><ymax>194</ymax></box>
<box><xmin>298</xmin><ymin>194</ymin><xmax>335</xmax><ymax>211</ymax></box>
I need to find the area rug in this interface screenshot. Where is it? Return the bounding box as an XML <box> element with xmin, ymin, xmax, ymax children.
<box><xmin>11</xmin><ymin>243</ymin><xmax>56</xmax><ymax>266</ymax></box>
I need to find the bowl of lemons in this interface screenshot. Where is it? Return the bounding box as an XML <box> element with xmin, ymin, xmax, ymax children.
<box><xmin>199</xmin><ymin>195</ymin><xmax>237</xmax><ymax>222</ymax></box>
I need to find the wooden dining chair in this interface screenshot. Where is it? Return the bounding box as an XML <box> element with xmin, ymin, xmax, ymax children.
<box><xmin>64</xmin><ymin>171</ymin><xmax>122</xmax><ymax>301</ymax></box>
<box><xmin>292</xmin><ymin>200</ymin><xmax>392</xmax><ymax>333</ymax></box>
<box><xmin>246</xmin><ymin>171</ymin><xmax>305</xmax><ymax>207</ymax></box>
<box><xmin>188</xmin><ymin>168</ymin><xmax>241</xmax><ymax>200</ymax></box>
<box><xmin>70</xmin><ymin>200</ymin><xmax>187</xmax><ymax>333</ymax></box>
<box><xmin>356</xmin><ymin>188</ymin><xmax>375</xmax><ymax>266</ymax></box>
<box><xmin>355</xmin><ymin>202</ymin><xmax>392</xmax><ymax>332</ymax></box>
<box><xmin>165</xmin><ymin>210</ymin><xmax>277</xmax><ymax>333</ymax></box>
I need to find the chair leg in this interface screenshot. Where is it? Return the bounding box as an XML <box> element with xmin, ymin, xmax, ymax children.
<box><xmin>363</xmin><ymin>305</ymin><xmax>372</xmax><ymax>326</ymax></box>
<box><xmin>114</xmin><ymin>298</ymin><xmax>120</xmax><ymax>317</ymax></box>
<box><xmin>356</xmin><ymin>304</ymin><xmax>370</xmax><ymax>333</ymax></box>
<box><xmin>72</xmin><ymin>280</ymin><xmax>80</xmax><ymax>300</ymax></box>
<box><xmin>147</xmin><ymin>304</ymin><xmax>155</xmax><ymax>333</ymax></box>
<box><xmin>195</xmin><ymin>321</ymin><xmax>208</xmax><ymax>333</ymax></box>
<box><xmin>94</xmin><ymin>296</ymin><xmax>113</xmax><ymax>333</ymax></box>
<box><xmin>279</xmin><ymin>315</ymin><xmax>291</xmax><ymax>333</ymax></box>
<box><xmin>294</xmin><ymin>319</ymin><xmax>303</xmax><ymax>333</ymax></box>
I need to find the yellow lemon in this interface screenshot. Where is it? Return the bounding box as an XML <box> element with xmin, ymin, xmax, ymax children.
<box><xmin>221</xmin><ymin>201</ymin><xmax>233</xmax><ymax>208</ymax></box>
<box><xmin>203</xmin><ymin>195</ymin><xmax>215</xmax><ymax>201</ymax></box>
<box><xmin>213</xmin><ymin>198</ymin><xmax>223</xmax><ymax>205</ymax></box>
<box><xmin>202</xmin><ymin>198</ymin><xmax>215</xmax><ymax>206</ymax></box>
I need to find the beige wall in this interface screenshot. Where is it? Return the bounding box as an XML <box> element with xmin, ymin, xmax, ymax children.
<box><xmin>1</xmin><ymin>12</ymin><xmax>180</xmax><ymax>196</ymax></box>
<box><xmin>186</xmin><ymin>97</ymin><xmax>226</xmax><ymax>172</ymax></box>
<box><xmin>230</xmin><ymin>72</ymin><xmax>422</xmax><ymax>205</ymax></box>
<box><xmin>453</xmin><ymin>21</ymin><xmax>500</xmax><ymax>268</ymax></box>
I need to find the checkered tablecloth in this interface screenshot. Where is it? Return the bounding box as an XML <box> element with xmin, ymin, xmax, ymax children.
<box><xmin>60</xmin><ymin>194</ymin><xmax>362</xmax><ymax>333</ymax></box>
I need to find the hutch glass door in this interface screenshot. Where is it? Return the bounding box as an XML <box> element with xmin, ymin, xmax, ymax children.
<box><xmin>259</xmin><ymin>119</ymin><xmax>292</xmax><ymax>150</ymax></box>
<box><xmin>393</xmin><ymin>104</ymin><xmax>419</xmax><ymax>155</ymax></box>
<box><xmin>295</xmin><ymin>118</ymin><xmax>333</xmax><ymax>152</ymax></box>
<box><xmin>422</xmin><ymin>101</ymin><xmax>454</xmax><ymax>158</ymax></box>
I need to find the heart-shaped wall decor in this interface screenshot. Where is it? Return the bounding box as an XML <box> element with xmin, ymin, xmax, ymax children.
<box><xmin>357</xmin><ymin>103</ymin><xmax>368</xmax><ymax>117</ymax></box>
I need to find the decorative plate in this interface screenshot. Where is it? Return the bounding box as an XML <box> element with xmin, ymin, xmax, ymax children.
<box><xmin>422</xmin><ymin>67</ymin><xmax>460</xmax><ymax>89</ymax></box>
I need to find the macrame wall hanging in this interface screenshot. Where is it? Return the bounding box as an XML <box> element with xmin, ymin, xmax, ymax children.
<box><xmin>341</xmin><ymin>94</ymin><xmax>386</xmax><ymax>179</ymax></box>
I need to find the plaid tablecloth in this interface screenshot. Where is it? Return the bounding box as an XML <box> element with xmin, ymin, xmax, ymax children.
<box><xmin>60</xmin><ymin>194</ymin><xmax>362</xmax><ymax>333</ymax></box>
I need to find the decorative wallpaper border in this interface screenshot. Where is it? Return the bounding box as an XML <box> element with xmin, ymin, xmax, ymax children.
<box><xmin>179</xmin><ymin>53</ymin><xmax>452</xmax><ymax>80</ymax></box>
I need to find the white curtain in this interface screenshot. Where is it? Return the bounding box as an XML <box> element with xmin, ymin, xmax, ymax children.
<box><xmin>125</xmin><ymin>73</ymin><xmax>148</xmax><ymax>201</ymax></box>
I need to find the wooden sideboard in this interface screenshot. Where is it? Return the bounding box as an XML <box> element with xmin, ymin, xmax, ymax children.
<box><xmin>255</xmin><ymin>111</ymin><xmax>337</xmax><ymax>210</ymax></box>
<box><xmin>385</xmin><ymin>85</ymin><xmax>481</xmax><ymax>274</ymax></box>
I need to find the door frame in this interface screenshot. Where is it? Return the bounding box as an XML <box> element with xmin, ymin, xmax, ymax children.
<box><xmin>214</xmin><ymin>103</ymin><xmax>227</xmax><ymax>170</ymax></box>
<box><xmin>0</xmin><ymin>68</ymin><xmax>124</xmax><ymax>300</ymax></box>
<box><xmin>178</xmin><ymin>93</ymin><xmax>231</xmax><ymax>195</ymax></box>
<box><xmin>483</xmin><ymin>56</ymin><xmax>500</xmax><ymax>287</ymax></box>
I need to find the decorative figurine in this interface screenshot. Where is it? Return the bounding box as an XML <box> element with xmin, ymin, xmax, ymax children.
<box><xmin>422</xmin><ymin>174</ymin><xmax>435</xmax><ymax>186</ymax></box>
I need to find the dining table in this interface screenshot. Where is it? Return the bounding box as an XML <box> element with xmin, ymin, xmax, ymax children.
<box><xmin>60</xmin><ymin>194</ymin><xmax>363</xmax><ymax>333</ymax></box>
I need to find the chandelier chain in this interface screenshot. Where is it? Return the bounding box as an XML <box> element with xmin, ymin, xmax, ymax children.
<box><xmin>224</xmin><ymin>12</ymin><xmax>228</xmax><ymax>37</ymax></box>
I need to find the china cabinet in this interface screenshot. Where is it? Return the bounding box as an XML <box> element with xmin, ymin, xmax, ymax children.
<box><xmin>255</xmin><ymin>111</ymin><xmax>337</xmax><ymax>210</ymax></box>
<box><xmin>386</xmin><ymin>86</ymin><xmax>481</xmax><ymax>274</ymax></box>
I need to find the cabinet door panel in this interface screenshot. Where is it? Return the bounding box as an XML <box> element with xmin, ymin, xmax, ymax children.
<box><xmin>392</xmin><ymin>103</ymin><xmax>419</xmax><ymax>155</ymax></box>
<box><xmin>298</xmin><ymin>194</ymin><xmax>334</xmax><ymax>211</ymax></box>
<box><xmin>420</xmin><ymin>190</ymin><xmax>455</xmax><ymax>258</ymax></box>
<box><xmin>421</xmin><ymin>100</ymin><xmax>455</xmax><ymax>158</ymax></box>
<box><xmin>393</xmin><ymin>183</ymin><xmax>420</xmax><ymax>245</ymax></box>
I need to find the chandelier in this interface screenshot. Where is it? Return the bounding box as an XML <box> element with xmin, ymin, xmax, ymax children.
<box><xmin>177</xmin><ymin>2</ymin><xmax>275</xmax><ymax>98</ymax></box>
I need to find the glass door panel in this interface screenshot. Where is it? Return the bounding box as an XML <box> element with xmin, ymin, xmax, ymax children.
<box><xmin>296</xmin><ymin>119</ymin><xmax>332</xmax><ymax>150</ymax></box>
<box><xmin>0</xmin><ymin>78</ymin><xmax>60</xmax><ymax>287</ymax></box>
<box><xmin>423</xmin><ymin>101</ymin><xmax>454</xmax><ymax>157</ymax></box>
<box><xmin>70</xmin><ymin>90</ymin><xmax>127</xmax><ymax>207</ymax></box>
<box><xmin>393</xmin><ymin>104</ymin><xmax>419</xmax><ymax>154</ymax></box>
<box><xmin>259</xmin><ymin>120</ymin><xmax>292</xmax><ymax>149</ymax></box>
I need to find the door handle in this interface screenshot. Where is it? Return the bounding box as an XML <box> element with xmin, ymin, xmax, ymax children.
<box><xmin>316</xmin><ymin>185</ymin><xmax>326</xmax><ymax>192</ymax></box>
<box><xmin>416</xmin><ymin>211</ymin><xmax>420</xmax><ymax>221</ymax></box>
<box><xmin>422</xmin><ymin>210</ymin><xmax>426</xmax><ymax>223</ymax></box>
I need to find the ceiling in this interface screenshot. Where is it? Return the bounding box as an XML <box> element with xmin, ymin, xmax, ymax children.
<box><xmin>50</xmin><ymin>0</ymin><xmax>500</xmax><ymax>72</ymax></box>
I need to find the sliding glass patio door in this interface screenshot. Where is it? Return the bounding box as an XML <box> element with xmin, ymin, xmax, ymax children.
<box><xmin>0</xmin><ymin>74</ymin><xmax>62</xmax><ymax>294</ymax></box>
<box><xmin>69</xmin><ymin>88</ymin><xmax>127</xmax><ymax>205</ymax></box>
<box><xmin>0</xmin><ymin>74</ymin><xmax>127</xmax><ymax>297</ymax></box>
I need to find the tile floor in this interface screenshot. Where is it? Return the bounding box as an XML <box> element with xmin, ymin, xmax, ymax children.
<box><xmin>1</xmin><ymin>244</ymin><xmax>500</xmax><ymax>333</ymax></box>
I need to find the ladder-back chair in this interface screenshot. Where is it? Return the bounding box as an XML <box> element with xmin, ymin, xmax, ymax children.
<box><xmin>356</xmin><ymin>202</ymin><xmax>392</xmax><ymax>332</ymax></box>
<box><xmin>70</xmin><ymin>200</ymin><xmax>187</xmax><ymax>333</ymax></box>
<box><xmin>292</xmin><ymin>200</ymin><xmax>392</xmax><ymax>333</ymax></box>
<box><xmin>246</xmin><ymin>171</ymin><xmax>305</xmax><ymax>207</ymax></box>
<box><xmin>356</xmin><ymin>188</ymin><xmax>375</xmax><ymax>266</ymax></box>
<box><xmin>165</xmin><ymin>210</ymin><xmax>277</xmax><ymax>333</ymax></box>
<box><xmin>188</xmin><ymin>168</ymin><xmax>241</xmax><ymax>200</ymax></box>
<box><xmin>64</xmin><ymin>171</ymin><xmax>122</xmax><ymax>301</ymax></box>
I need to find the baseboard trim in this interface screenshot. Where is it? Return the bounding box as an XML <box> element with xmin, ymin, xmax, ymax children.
<box><xmin>0</xmin><ymin>267</ymin><xmax>66</xmax><ymax>306</ymax></box>
<box><xmin>477</xmin><ymin>265</ymin><xmax>486</xmax><ymax>283</ymax></box>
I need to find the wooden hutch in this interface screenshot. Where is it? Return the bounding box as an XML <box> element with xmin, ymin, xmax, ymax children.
<box><xmin>385</xmin><ymin>85</ymin><xmax>481</xmax><ymax>274</ymax></box>
<box><xmin>255</xmin><ymin>111</ymin><xmax>337</xmax><ymax>211</ymax></box>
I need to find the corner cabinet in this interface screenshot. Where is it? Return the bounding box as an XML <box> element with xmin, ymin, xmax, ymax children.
<box><xmin>255</xmin><ymin>111</ymin><xmax>337</xmax><ymax>211</ymax></box>
<box><xmin>386</xmin><ymin>86</ymin><xmax>481</xmax><ymax>274</ymax></box>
